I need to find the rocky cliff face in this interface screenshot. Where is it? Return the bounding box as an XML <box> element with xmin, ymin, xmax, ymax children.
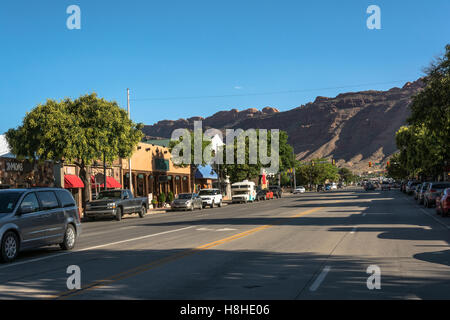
<box><xmin>142</xmin><ymin>79</ymin><xmax>424</xmax><ymax>173</ymax></box>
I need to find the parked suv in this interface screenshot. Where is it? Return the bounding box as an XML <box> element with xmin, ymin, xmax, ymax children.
<box><xmin>198</xmin><ymin>189</ymin><xmax>223</xmax><ymax>208</ymax></box>
<box><xmin>424</xmin><ymin>182</ymin><xmax>450</xmax><ymax>208</ymax></box>
<box><xmin>417</xmin><ymin>182</ymin><xmax>430</xmax><ymax>205</ymax></box>
<box><xmin>0</xmin><ymin>188</ymin><xmax>82</xmax><ymax>262</ymax></box>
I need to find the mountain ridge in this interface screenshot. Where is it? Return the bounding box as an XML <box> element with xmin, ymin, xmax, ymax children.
<box><xmin>142</xmin><ymin>79</ymin><xmax>424</xmax><ymax>173</ymax></box>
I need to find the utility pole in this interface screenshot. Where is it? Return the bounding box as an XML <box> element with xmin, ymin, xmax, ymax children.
<box><xmin>292</xmin><ymin>149</ymin><xmax>297</xmax><ymax>190</ymax></box>
<box><xmin>103</xmin><ymin>152</ymin><xmax>107</xmax><ymax>191</ymax></box>
<box><xmin>127</xmin><ymin>88</ymin><xmax>133</xmax><ymax>194</ymax></box>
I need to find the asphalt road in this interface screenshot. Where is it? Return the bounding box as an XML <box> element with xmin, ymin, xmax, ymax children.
<box><xmin>1</xmin><ymin>188</ymin><xmax>450</xmax><ymax>300</ymax></box>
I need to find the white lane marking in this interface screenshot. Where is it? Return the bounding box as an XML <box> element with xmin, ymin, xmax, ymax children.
<box><xmin>419</xmin><ymin>208</ymin><xmax>450</xmax><ymax>230</ymax></box>
<box><xmin>0</xmin><ymin>226</ymin><xmax>195</xmax><ymax>270</ymax></box>
<box><xmin>309</xmin><ymin>266</ymin><xmax>331</xmax><ymax>292</ymax></box>
<box><xmin>197</xmin><ymin>228</ymin><xmax>238</xmax><ymax>232</ymax></box>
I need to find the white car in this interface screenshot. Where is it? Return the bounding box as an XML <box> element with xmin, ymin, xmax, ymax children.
<box><xmin>293</xmin><ymin>186</ymin><xmax>306</xmax><ymax>194</ymax></box>
<box><xmin>198</xmin><ymin>189</ymin><xmax>223</xmax><ymax>208</ymax></box>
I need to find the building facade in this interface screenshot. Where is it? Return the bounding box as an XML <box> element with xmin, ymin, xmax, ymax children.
<box><xmin>121</xmin><ymin>142</ymin><xmax>192</xmax><ymax>200</ymax></box>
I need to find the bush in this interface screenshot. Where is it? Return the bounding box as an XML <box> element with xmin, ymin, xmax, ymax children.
<box><xmin>158</xmin><ymin>193</ymin><xmax>166</xmax><ymax>204</ymax></box>
<box><xmin>167</xmin><ymin>191</ymin><xmax>174</xmax><ymax>203</ymax></box>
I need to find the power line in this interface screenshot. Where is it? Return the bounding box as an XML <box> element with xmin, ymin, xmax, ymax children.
<box><xmin>130</xmin><ymin>79</ymin><xmax>412</xmax><ymax>102</ymax></box>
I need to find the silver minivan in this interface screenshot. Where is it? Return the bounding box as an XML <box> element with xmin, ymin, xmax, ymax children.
<box><xmin>0</xmin><ymin>188</ymin><xmax>82</xmax><ymax>262</ymax></box>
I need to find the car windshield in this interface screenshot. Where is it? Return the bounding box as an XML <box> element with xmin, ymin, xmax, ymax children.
<box><xmin>0</xmin><ymin>192</ymin><xmax>23</xmax><ymax>214</ymax></box>
<box><xmin>199</xmin><ymin>190</ymin><xmax>216</xmax><ymax>196</ymax></box>
<box><xmin>178</xmin><ymin>194</ymin><xmax>193</xmax><ymax>199</ymax></box>
<box><xmin>97</xmin><ymin>191</ymin><xmax>122</xmax><ymax>200</ymax></box>
<box><xmin>233</xmin><ymin>190</ymin><xmax>248</xmax><ymax>195</ymax></box>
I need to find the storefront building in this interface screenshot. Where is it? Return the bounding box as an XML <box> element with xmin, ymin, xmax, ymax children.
<box><xmin>0</xmin><ymin>157</ymin><xmax>56</xmax><ymax>189</ymax></box>
<box><xmin>121</xmin><ymin>142</ymin><xmax>191</xmax><ymax>199</ymax></box>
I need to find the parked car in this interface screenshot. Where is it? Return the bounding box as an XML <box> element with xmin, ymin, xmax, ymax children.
<box><xmin>436</xmin><ymin>188</ymin><xmax>450</xmax><ymax>217</ymax></box>
<box><xmin>198</xmin><ymin>189</ymin><xmax>222</xmax><ymax>208</ymax></box>
<box><xmin>256</xmin><ymin>189</ymin><xmax>274</xmax><ymax>201</ymax></box>
<box><xmin>381</xmin><ymin>181</ymin><xmax>391</xmax><ymax>191</ymax></box>
<box><xmin>413</xmin><ymin>184</ymin><xmax>422</xmax><ymax>200</ymax></box>
<box><xmin>0</xmin><ymin>188</ymin><xmax>82</xmax><ymax>262</ymax></box>
<box><xmin>417</xmin><ymin>183</ymin><xmax>430</xmax><ymax>205</ymax></box>
<box><xmin>293</xmin><ymin>186</ymin><xmax>306</xmax><ymax>194</ymax></box>
<box><xmin>85</xmin><ymin>189</ymin><xmax>149</xmax><ymax>221</ymax></box>
<box><xmin>170</xmin><ymin>193</ymin><xmax>203</xmax><ymax>211</ymax></box>
<box><xmin>364</xmin><ymin>183</ymin><xmax>376</xmax><ymax>191</ymax></box>
<box><xmin>424</xmin><ymin>182</ymin><xmax>450</xmax><ymax>208</ymax></box>
<box><xmin>406</xmin><ymin>181</ymin><xmax>420</xmax><ymax>195</ymax></box>
<box><xmin>269</xmin><ymin>185</ymin><xmax>282</xmax><ymax>198</ymax></box>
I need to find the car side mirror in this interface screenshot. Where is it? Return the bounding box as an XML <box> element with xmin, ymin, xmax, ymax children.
<box><xmin>19</xmin><ymin>205</ymin><xmax>34</xmax><ymax>215</ymax></box>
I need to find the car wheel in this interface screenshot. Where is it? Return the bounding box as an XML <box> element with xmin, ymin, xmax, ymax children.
<box><xmin>1</xmin><ymin>231</ymin><xmax>19</xmax><ymax>263</ymax></box>
<box><xmin>60</xmin><ymin>224</ymin><xmax>76</xmax><ymax>251</ymax></box>
<box><xmin>115</xmin><ymin>207</ymin><xmax>123</xmax><ymax>221</ymax></box>
<box><xmin>139</xmin><ymin>205</ymin><xmax>146</xmax><ymax>218</ymax></box>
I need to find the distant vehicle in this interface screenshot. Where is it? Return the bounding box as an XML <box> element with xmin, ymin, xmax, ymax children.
<box><xmin>293</xmin><ymin>186</ymin><xmax>306</xmax><ymax>194</ymax></box>
<box><xmin>417</xmin><ymin>182</ymin><xmax>430</xmax><ymax>205</ymax></box>
<box><xmin>406</xmin><ymin>181</ymin><xmax>420</xmax><ymax>195</ymax></box>
<box><xmin>269</xmin><ymin>185</ymin><xmax>282</xmax><ymax>198</ymax></box>
<box><xmin>330</xmin><ymin>183</ymin><xmax>337</xmax><ymax>190</ymax></box>
<box><xmin>337</xmin><ymin>183</ymin><xmax>343</xmax><ymax>189</ymax></box>
<box><xmin>256</xmin><ymin>189</ymin><xmax>273</xmax><ymax>201</ymax></box>
<box><xmin>198</xmin><ymin>189</ymin><xmax>222</xmax><ymax>208</ymax></box>
<box><xmin>381</xmin><ymin>181</ymin><xmax>391</xmax><ymax>191</ymax></box>
<box><xmin>424</xmin><ymin>182</ymin><xmax>450</xmax><ymax>208</ymax></box>
<box><xmin>231</xmin><ymin>180</ymin><xmax>256</xmax><ymax>203</ymax></box>
<box><xmin>85</xmin><ymin>189</ymin><xmax>149</xmax><ymax>221</ymax></box>
<box><xmin>170</xmin><ymin>193</ymin><xmax>203</xmax><ymax>211</ymax></box>
<box><xmin>317</xmin><ymin>184</ymin><xmax>324</xmax><ymax>192</ymax></box>
<box><xmin>0</xmin><ymin>188</ymin><xmax>82</xmax><ymax>262</ymax></box>
<box><xmin>364</xmin><ymin>183</ymin><xmax>376</xmax><ymax>191</ymax></box>
<box><xmin>325</xmin><ymin>184</ymin><xmax>332</xmax><ymax>191</ymax></box>
<box><xmin>436</xmin><ymin>188</ymin><xmax>450</xmax><ymax>217</ymax></box>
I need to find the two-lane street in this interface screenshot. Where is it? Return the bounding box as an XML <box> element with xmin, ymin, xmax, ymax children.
<box><xmin>1</xmin><ymin>188</ymin><xmax>450</xmax><ymax>299</ymax></box>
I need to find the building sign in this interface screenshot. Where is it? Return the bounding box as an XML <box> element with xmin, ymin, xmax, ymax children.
<box><xmin>5</xmin><ymin>161</ymin><xmax>24</xmax><ymax>172</ymax></box>
<box><xmin>158</xmin><ymin>175</ymin><xmax>169</xmax><ymax>183</ymax></box>
<box><xmin>155</xmin><ymin>158</ymin><xmax>170</xmax><ymax>171</ymax></box>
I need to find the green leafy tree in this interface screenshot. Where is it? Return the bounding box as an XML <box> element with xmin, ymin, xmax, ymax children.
<box><xmin>395</xmin><ymin>44</ymin><xmax>450</xmax><ymax>179</ymax></box>
<box><xmin>6</xmin><ymin>93</ymin><xmax>143</xmax><ymax>209</ymax></box>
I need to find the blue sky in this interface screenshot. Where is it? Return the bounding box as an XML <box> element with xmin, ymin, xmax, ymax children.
<box><xmin>0</xmin><ymin>0</ymin><xmax>449</xmax><ymax>133</ymax></box>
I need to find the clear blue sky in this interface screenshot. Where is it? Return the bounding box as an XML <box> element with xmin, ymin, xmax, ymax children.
<box><xmin>0</xmin><ymin>0</ymin><xmax>449</xmax><ymax>133</ymax></box>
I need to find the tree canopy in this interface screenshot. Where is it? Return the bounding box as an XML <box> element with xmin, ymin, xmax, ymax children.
<box><xmin>395</xmin><ymin>44</ymin><xmax>450</xmax><ymax>180</ymax></box>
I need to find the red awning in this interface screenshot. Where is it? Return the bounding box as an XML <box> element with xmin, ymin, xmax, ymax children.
<box><xmin>91</xmin><ymin>176</ymin><xmax>122</xmax><ymax>189</ymax></box>
<box><xmin>64</xmin><ymin>175</ymin><xmax>85</xmax><ymax>189</ymax></box>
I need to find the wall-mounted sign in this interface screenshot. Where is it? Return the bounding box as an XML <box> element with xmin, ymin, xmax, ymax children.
<box><xmin>155</xmin><ymin>158</ymin><xmax>170</xmax><ymax>171</ymax></box>
<box><xmin>5</xmin><ymin>161</ymin><xmax>23</xmax><ymax>172</ymax></box>
<box><xmin>158</xmin><ymin>175</ymin><xmax>169</xmax><ymax>183</ymax></box>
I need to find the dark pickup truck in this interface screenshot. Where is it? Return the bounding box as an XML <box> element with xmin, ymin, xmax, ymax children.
<box><xmin>84</xmin><ymin>189</ymin><xmax>148</xmax><ymax>221</ymax></box>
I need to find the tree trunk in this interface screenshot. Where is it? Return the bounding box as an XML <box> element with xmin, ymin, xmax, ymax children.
<box><xmin>79</xmin><ymin>161</ymin><xmax>91</xmax><ymax>215</ymax></box>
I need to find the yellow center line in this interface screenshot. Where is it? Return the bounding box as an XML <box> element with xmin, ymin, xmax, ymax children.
<box><xmin>54</xmin><ymin>207</ymin><xmax>322</xmax><ymax>299</ymax></box>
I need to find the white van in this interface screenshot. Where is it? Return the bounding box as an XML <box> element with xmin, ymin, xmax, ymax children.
<box><xmin>231</xmin><ymin>180</ymin><xmax>256</xmax><ymax>203</ymax></box>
